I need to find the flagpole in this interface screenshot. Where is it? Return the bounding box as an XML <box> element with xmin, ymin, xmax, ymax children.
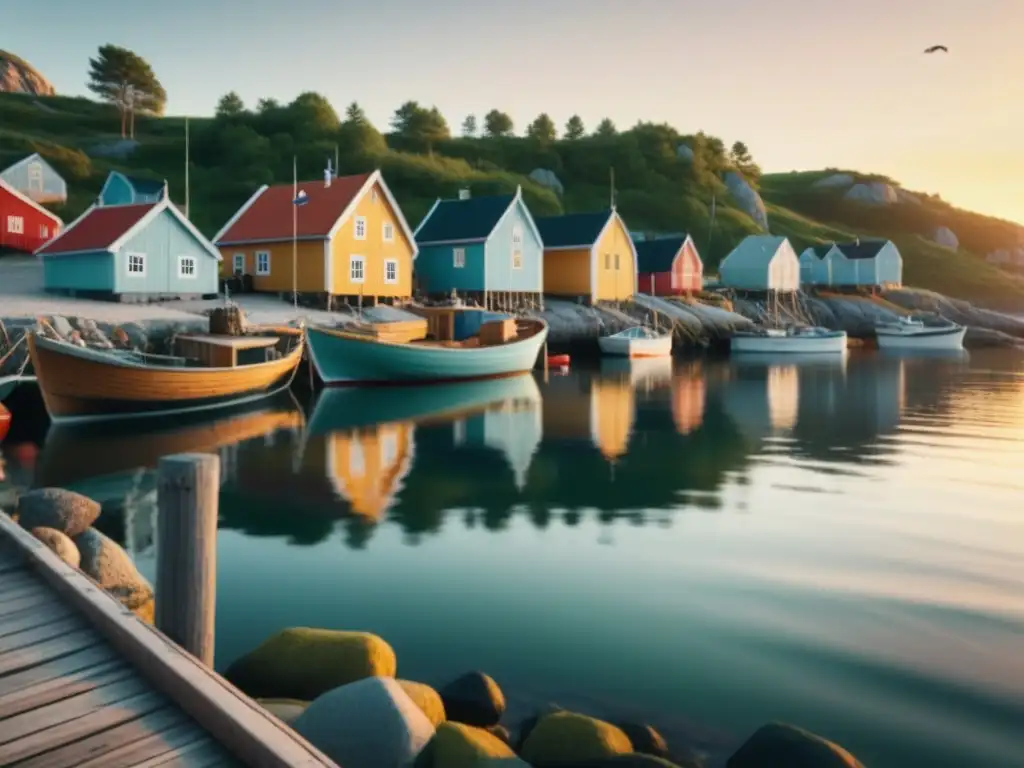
<box><xmin>292</xmin><ymin>155</ymin><xmax>298</xmax><ymax>312</ymax></box>
<box><xmin>184</xmin><ymin>118</ymin><xmax>190</xmax><ymax>220</ymax></box>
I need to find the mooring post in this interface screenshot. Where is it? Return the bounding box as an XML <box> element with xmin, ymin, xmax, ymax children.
<box><xmin>155</xmin><ymin>453</ymin><xmax>219</xmax><ymax>667</ymax></box>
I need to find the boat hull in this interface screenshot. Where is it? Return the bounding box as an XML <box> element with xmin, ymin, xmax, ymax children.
<box><xmin>731</xmin><ymin>332</ymin><xmax>848</xmax><ymax>354</ymax></box>
<box><xmin>876</xmin><ymin>325</ymin><xmax>966</xmax><ymax>350</ymax></box>
<box><xmin>27</xmin><ymin>333</ymin><xmax>304</xmax><ymax>425</ymax></box>
<box><xmin>307</xmin><ymin>321</ymin><xmax>548</xmax><ymax>385</ymax></box>
<box><xmin>598</xmin><ymin>334</ymin><xmax>672</xmax><ymax>358</ymax></box>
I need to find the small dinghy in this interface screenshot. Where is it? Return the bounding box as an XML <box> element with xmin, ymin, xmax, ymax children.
<box><xmin>875</xmin><ymin>315</ymin><xmax>966</xmax><ymax>351</ymax></box>
<box><xmin>598</xmin><ymin>326</ymin><xmax>673</xmax><ymax>358</ymax></box>
<box><xmin>731</xmin><ymin>326</ymin><xmax>847</xmax><ymax>354</ymax></box>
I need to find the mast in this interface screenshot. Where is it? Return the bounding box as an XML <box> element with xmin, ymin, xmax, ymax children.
<box><xmin>184</xmin><ymin>118</ymin><xmax>190</xmax><ymax>220</ymax></box>
<box><xmin>292</xmin><ymin>155</ymin><xmax>298</xmax><ymax>311</ymax></box>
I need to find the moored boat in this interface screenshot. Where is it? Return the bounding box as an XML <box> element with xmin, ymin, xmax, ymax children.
<box><xmin>27</xmin><ymin>328</ymin><xmax>304</xmax><ymax>425</ymax></box>
<box><xmin>731</xmin><ymin>326</ymin><xmax>848</xmax><ymax>354</ymax></box>
<box><xmin>598</xmin><ymin>326</ymin><xmax>673</xmax><ymax>358</ymax></box>
<box><xmin>875</xmin><ymin>315</ymin><xmax>966</xmax><ymax>350</ymax></box>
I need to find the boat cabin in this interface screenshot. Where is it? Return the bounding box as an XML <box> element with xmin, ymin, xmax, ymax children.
<box><xmin>174</xmin><ymin>334</ymin><xmax>286</xmax><ymax>368</ymax></box>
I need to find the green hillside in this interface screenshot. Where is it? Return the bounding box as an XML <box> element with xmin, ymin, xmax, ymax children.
<box><xmin>2</xmin><ymin>91</ymin><xmax>1022</xmax><ymax>307</ymax></box>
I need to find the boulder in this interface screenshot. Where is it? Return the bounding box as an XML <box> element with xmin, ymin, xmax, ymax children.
<box><xmin>547</xmin><ymin>757</ymin><xmax>685</xmax><ymax>768</ymax></box>
<box><xmin>18</xmin><ymin>488</ymin><xmax>100</xmax><ymax>537</ymax></box>
<box><xmin>0</xmin><ymin>51</ymin><xmax>56</xmax><ymax>96</ymax></box>
<box><xmin>843</xmin><ymin>182</ymin><xmax>898</xmax><ymax>205</ymax></box>
<box><xmin>398</xmin><ymin>680</ymin><xmax>446</xmax><ymax>726</ymax></box>
<box><xmin>895</xmin><ymin>188</ymin><xmax>921</xmax><ymax>205</ymax></box>
<box><xmin>519</xmin><ymin>712</ymin><xmax>633</xmax><ymax>766</ymax></box>
<box><xmin>428</xmin><ymin>721</ymin><xmax>518</xmax><ymax>767</ymax></box>
<box><xmin>723</xmin><ymin>172</ymin><xmax>768</xmax><ymax>230</ymax></box>
<box><xmin>224</xmin><ymin>627</ymin><xmax>397</xmax><ymax>700</ymax></box>
<box><xmin>675</xmin><ymin>144</ymin><xmax>695</xmax><ymax>162</ymax></box>
<box><xmin>530</xmin><ymin>169</ymin><xmax>564</xmax><ymax>197</ymax></box>
<box><xmin>29</xmin><ymin>527</ymin><xmax>80</xmax><ymax>568</ymax></box>
<box><xmin>931</xmin><ymin>226</ymin><xmax>959</xmax><ymax>250</ymax></box>
<box><xmin>811</xmin><ymin>173</ymin><xmax>854</xmax><ymax>189</ymax></box>
<box><xmin>614</xmin><ymin>723</ymin><xmax>669</xmax><ymax>759</ymax></box>
<box><xmin>487</xmin><ymin>724</ymin><xmax>511</xmax><ymax>745</ymax></box>
<box><xmin>292</xmin><ymin>676</ymin><xmax>434</xmax><ymax>768</ymax></box>
<box><xmin>74</xmin><ymin>527</ymin><xmax>155</xmax><ymax>620</ymax></box>
<box><xmin>727</xmin><ymin>723</ymin><xmax>864</xmax><ymax>767</ymax></box>
<box><xmin>257</xmin><ymin>698</ymin><xmax>309</xmax><ymax>726</ymax></box>
<box><xmin>439</xmin><ymin>672</ymin><xmax>506</xmax><ymax>727</ymax></box>
<box><xmin>514</xmin><ymin>703</ymin><xmax>566</xmax><ymax>751</ymax></box>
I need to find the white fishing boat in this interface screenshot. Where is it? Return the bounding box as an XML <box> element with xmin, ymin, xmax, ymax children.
<box><xmin>731</xmin><ymin>326</ymin><xmax>848</xmax><ymax>354</ymax></box>
<box><xmin>875</xmin><ymin>315</ymin><xmax>966</xmax><ymax>351</ymax></box>
<box><xmin>598</xmin><ymin>326</ymin><xmax>673</xmax><ymax>358</ymax></box>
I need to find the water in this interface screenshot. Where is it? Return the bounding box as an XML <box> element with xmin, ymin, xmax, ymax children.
<box><xmin>2</xmin><ymin>350</ymin><xmax>1023</xmax><ymax>767</ymax></box>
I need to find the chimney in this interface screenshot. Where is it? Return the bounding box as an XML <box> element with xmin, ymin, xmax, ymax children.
<box><xmin>458</xmin><ymin>188</ymin><xmax>471</xmax><ymax>200</ymax></box>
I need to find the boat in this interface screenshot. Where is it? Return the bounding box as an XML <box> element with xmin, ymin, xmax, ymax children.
<box><xmin>0</xmin><ymin>403</ymin><xmax>10</xmax><ymax>443</ymax></box>
<box><xmin>731</xmin><ymin>326</ymin><xmax>848</xmax><ymax>354</ymax></box>
<box><xmin>875</xmin><ymin>315</ymin><xmax>967</xmax><ymax>350</ymax></box>
<box><xmin>306</xmin><ymin>317</ymin><xmax>548</xmax><ymax>386</ymax></box>
<box><xmin>27</xmin><ymin>328</ymin><xmax>304</xmax><ymax>425</ymax></box>
<box><xmin>598</xmin><ymin>326</ymin><xmax>672</xmax><ymax>358</ymax></box>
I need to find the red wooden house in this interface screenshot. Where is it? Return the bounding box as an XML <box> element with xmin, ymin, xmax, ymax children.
<box><xmin>0</xmin><ymin>179</ymin><xmax>62</xmax><ymax>254</ymax></box>
<box><xmin>634</xmin><ymin>234</ymin><xmax>703</xmax><ymax>295</ymax></box>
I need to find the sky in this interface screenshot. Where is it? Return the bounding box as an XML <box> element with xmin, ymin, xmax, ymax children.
<box><xmin>6</xmin><ymin>0</ymin><xmax>1024</xmax><ymax>223</ymax></box>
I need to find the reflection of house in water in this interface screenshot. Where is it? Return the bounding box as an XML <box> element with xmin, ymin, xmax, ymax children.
<box><xmin>541</xmin><ymin>368</ymin><xmax>635</xmax><ymax>463</ymax></box>
<box><xmin>722</xmin><ymin>360</ymin><xmax>801</xmax><ymax>439</ymax></box>
<box><xmin>453</xmin><ymin>395</ymin><xmax>542</xmax><ymax>490</ymax></box>
<box><xmin>324</xmin><ymin>423</ymin><xmax>415</xmax><ymax>520</ymax></box>
<box><xmin>671</xmin><ymin>361</ymin><xmax>707</xmax><ymax>435</ymax></box>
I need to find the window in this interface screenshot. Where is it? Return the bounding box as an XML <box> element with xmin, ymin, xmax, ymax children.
<box><xmin>233</xmin><ymin>253</ymin><xmax>245</xmax><ymax>275</ymax></box>
<box><xmin>256</xmin><ymin>251</ymin><xmax>270</xmax><ymax>276</ymax></box>
<box><xmin>381</xmin><ymin>430</ymin><xmax>398</xmax><ymax>466</ymax></box>
<box><xmin>511</xmin><ymin>225</ymin><xmax>523</xmax><ymax>270</ymax></box>
<box><xmin>383</xmin><ymin>222</ymin><xmax>394</xmax><ymax>242</ymax></box>
<box><xmin>512</xmin><ymin>250</ymin><xmax>523</xmax><ymax>270</ymax></box>
<box><xmin>384</xmin><ymin>259</ymin><xmax>398</xmax><ymax>284</ymax></box>
<box><xmin>39</xmin><ymin>224</ymin><xmax>49</xmax><ymax>239</ymax></box>
<box><xmin>614</xmin><ymin>253</ymin><xmax>620</xmax><ymax>270</ymax></box>
<box><xmin>604</xmin><ymin>253</ymin><xmax>611</xmax><ymax>269</ymax></box>
<box><xmin>350</xmin><ymin>255</ymin><xmax>365</xmax><ymax>283</ymax></box>
<box><xmin>6</xmin><ymin>216</ymin><xmax>23</xmax><ymax>235</ymax></box>
<box><xmin>453</xmin><ymin>248</ymin><xmax>466</xmax><ymax>268</ymax></box>
<box><xmin>27</xmin><ymin>162</ymin><xmax>43</xmax><ymax>192</ymax></box>
<box><xmin>178</xmin><ymin>256</ymin><xmax>197</xmax><ymax>278</ymax></box>
<box><xmin>127</xmin><ymin>253</ymin><xmax>146</xmax><ymax>275</ymax></box>
<box><xmin>354</xmin><ymin>216</ymin><xmax>367</xmax><ymax>240</ymax></box>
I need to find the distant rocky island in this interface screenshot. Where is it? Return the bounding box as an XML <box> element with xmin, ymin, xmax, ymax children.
<box><xmin>0</xmin><ymin>51</ymin><xmax>55</xmax><ymax>96</ymax></box>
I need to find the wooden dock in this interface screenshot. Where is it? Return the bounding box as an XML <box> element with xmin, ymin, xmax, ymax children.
<box><xmin>0</xmin><ymin>513</ymin><xmax>338</xmax><ymax>768</ymax></box>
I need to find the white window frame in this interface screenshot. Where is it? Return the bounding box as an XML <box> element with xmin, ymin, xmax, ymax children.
<box><xmin>382</xmin><ymin>221</ymin><xmax>395</xmax><ymax>242</ymax></box>
<box><xmin>6</xmin><ymin>216</ymin><xmax>23</xmax><ymax>235</ymax></box>
<box><xmin>39</xmin><ymin>224</ymin><xmax>49</xmax><ymax>239</ymax></box>
<box><xmin>384</xmin><ymin>259</ymin><xmax>398</xmax><ymax>284</ymax></box>
<box><xmin>453</xmin><ymin>247</ymin><xmax>466</xmax><ymax>268</ymax></box>
<box><xmin>27</xmin><ymin>162</ymin><xmax>43</xmax><ymax>192</ymax></box>
<box><xmin>233</xmin><ymin>253</ymin><xmax>245</xmax><ymax>274</ymax></box>
<box><xmin>178</xmin><ymin>255</ymin><xmax>197</xmax><ymax>279</ymax></box>
<box><xmin>354</xmin><ymin>216</ymin><xmax>367</xmax><ymax>240</ymax></box>
<box><xmin>350</xmin><ymin>255</ymin><xmax>365</xmax><ymax>283</ymax></box>
<box><xmin>126</xmin><ymin>252</ymin><xmax>146</xmax><ymax>277</ymax></box>
<box><xmin>255</xmin><ymin>251</ymin><xmax>271</xmax><ymax>276</ymax></box>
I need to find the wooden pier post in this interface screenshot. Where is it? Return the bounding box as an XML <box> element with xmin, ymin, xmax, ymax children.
<box><xmin>156</xmin><ymin>453</ymin><xmax>220</xmax><ymax>667</ymax></box>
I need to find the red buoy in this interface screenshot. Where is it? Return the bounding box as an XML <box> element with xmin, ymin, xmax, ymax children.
<box><xmin>0</xmin><ymin>404</ymin><xmax>10</xmax><ymax>444</ymax></box>
<box><xmin>547</xmin><ymin>354</ymin><xmax>571</xmax><ymax>367</ymax></box>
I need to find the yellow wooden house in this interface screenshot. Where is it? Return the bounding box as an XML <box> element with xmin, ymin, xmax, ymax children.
<box><xmin>535</xmin><ymin>208</ymin><xmax>637</xmax><ymax>303</ymax></box>
<box><xmin>213</xmin><ymin>170</ymin><xmax>417</xmax><ymax>303</ymax></box>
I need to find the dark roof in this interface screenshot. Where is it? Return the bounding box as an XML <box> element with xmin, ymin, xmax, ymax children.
<box><xmin>835</xmin><ymin>240</ymin><xmax>888</xmax><ymax>260</ymax></box>
<box><xmin>125</xmin><ymin>175</ymin><xmax>167</xmax><ymax>197</ymax></box>
<box><xmin>415</xmin><ymin>195</ymin><xmax>515</xmax><ymax>244</ymax></box>
<box><xmin>635</xmin><ymin>236</ymin><xmax>687</xmax><ymax>273</ymax></box>
<box><xmin>811</xmin><ymin>244</ymin><xmax>834</xmax><ymax>259</ymax></box>
<box><xmin>535</xmin><ymin>210</ymin><xmax>612</xmax><ymax>248</ymax></box>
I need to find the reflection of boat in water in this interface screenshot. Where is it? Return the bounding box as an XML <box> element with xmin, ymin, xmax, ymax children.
<box><xmin>599</xmin><ymin>355</ymin><xmax>674</xmax><ymax>393</ymax></box>
<box><xmin>878</xmin><ymin>346</ymin><xmax>971</xmax><ymax>363</ymax></box>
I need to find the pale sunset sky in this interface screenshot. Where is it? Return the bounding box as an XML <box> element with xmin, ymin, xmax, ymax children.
<box><xmin>8</xmin><ymin>0</ymin><xmax>1024</xmax><ymax>223</ymax></box>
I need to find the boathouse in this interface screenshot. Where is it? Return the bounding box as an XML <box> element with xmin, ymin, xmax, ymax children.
<box><xmin>719</xmin><ymin>235</ymin><xmax>800</xmax><ymax>292</ymax></box>
<box><xmin>98</xmin><ymin>170</ymin><xmax>167</xmax><ymax>206</ymax></box>
<box><xmin>832</xmin><ymin>239</ymin><xmax>903</xmax><ymax>288</ymax></box>
<box><xmin>214</xmin><ymin>170</ymin><xmax>417</xmax><ymax>305</ymax></box>
<box><xmin>634</xmin><ymin>234</ymin><xmax>703</xmax><ymax>295</ymax></box>
<box><xmin>0</xmin><ymin>178</ymin><xmax>62</xmax><ymax>253</ymax></box>
<box><xmin>36</xmin><ymin>195</ymin><xmax>221</xmax><ymax>300</ymax></box>
<box><xmin>536</xmin><ymin>208</ymin><xmax>637</xmax><ymax>303</ymax></box>
<box><xmin>798</xmin><ymin>243</ymin><xmax>840</xmax><ymax>286</ymax></box>
<box><xmin>0</xmin><ymin>153</ymin><xmax>67</xmax><ymax>204</ymax></box>
<box><xmin>413</xmin><ymin>186</ymin><xmax>544</xmax><ymax>308</ymax></box>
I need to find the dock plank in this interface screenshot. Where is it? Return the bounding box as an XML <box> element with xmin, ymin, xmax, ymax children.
<box><xmin>0</xmin><ymin>570</ymin><xmax>39</xmax><ymax>596</ymax></box>
<box><xmin>0</xmin><ymin>629</ymin><xmax>105</xmax><ymax>678</ymax></box>
<box><xmin>0</xmin><ymin>658</ymin><xmax>130</xmax><ymax>719</ymax></box>
<box><xmin>0</xmin><ymin>615</ymin><xmax>87</xmax><ymax>655</ymax></box>
<box><xmin>131</xmin><ymin>735</ymin><xmax>234</xmax><ymax>767</ymax></box>
<box><xmin>0</xmin><ymin>587</ymin><xmax>54</xmax><ymax>618</ymax></box>
<box><xmin>0</xmin><ymin>601</ymin><xmax>74</xmax><ymax>639</ymax></box>
<box><xmin>0</xmin><ymin>644</ymin><xmax>117</xmax><ymax>699</ymax></box>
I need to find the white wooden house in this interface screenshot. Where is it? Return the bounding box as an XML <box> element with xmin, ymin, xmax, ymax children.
<box><xmin>0</xmin><ymin>153</ymin><xmax>67</xmax><ymax>204</ymax></box>
<box><xmin>719</xmin><ymin>235</ymin><xmax>800</xmax><ymax>292</ymax></box>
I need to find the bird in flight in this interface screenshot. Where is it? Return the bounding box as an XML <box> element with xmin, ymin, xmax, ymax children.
<box><xmin>924</xmin><ymin>45</ymin><xmax>948</xmax><ymax>53</ymax></box>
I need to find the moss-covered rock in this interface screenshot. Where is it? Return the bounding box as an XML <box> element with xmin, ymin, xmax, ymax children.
<box><xmin>439</xmin><ymin>671</ymin><xmax>506</xmax><ymax>727</ymax></box>
<box><xmin>520</xmin><ymin>712</ymin><xmax>633</xmax><ymax>766</ymax></box>
<box><xmin>399</xmin><ymin>680</ymin><xmax>446</xmax><ymax>726</ymax></box>
<box><xmin>29</xmin><ymin>527</ymin><xmax>80</xmax><ymax>568</ymax></box>
<box><xmin>487</xmin><ymin>724</ymin><xmax>511</xmax><ymax>745</ymax></box>
<box><xmin>257</xmin><ymin>698</ymin><xmax>309</xmax><ymax>725</ymax></box>
<box><xmin>614</xmin><ymin>723</ymin><xmax>669</xmax><ymax>759</ymax></box>
<box><xmin>19</xmin><ymin>488</ymin><xmax>100</xmax><ymax>537</ymax></box>
<box><xmin>73</xmin><ymin>527</ymin><xmax>154</xmax><ymax>621</ymax></box>
<box><xmin>429</xmin><ymin>721</ymin><xmax>517</xmax><ymax>767</ymax></box>
<box><xmin>727</xmin><ymin>723</ymin><xmax>864</xmax><ymax>768</ymax></box>
<box><xmin>224</xmin><ymin>627</ymin><xmax>397</xmax><ymax>700</ymax></box>
<box><xmin>546</xmin><ymin>756</ymin><xmax>685</xmax><ymax>767</ymax></box>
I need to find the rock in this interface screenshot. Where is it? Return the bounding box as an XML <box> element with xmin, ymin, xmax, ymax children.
<box><xmin>223</xmin><ymin>627</ymin><xmax>397</xmax><ymax>700</ymax></box>
<box><xmin>18</xmin><ymin>488</ymin><xmax>100</xmax><ymax>537</ymax></box>
<box><xmin>74</xmin><ymin>527</ymin><xmax>154</xmax><ymax>620</ymax></box>
<box><xmin>614</xmin><ymin>723</ymin><xmax>669</xmax><ymax>759</ymax></box>
<box><xmin>723</xmin><ymin>171</ymin><xmax>768</xmax><ymax>230</ymax></box>
<box><xmin>0</xmin><ymin>51</ymin><xmax>55</xmax><ymax>96</ymax></box>
<box><xmin>843</xmin><ymin>182</ymin><xmax>898</xmax><ymax>205</ymax></box>
<box><xmin>514</xmin><ymin>704</ymin><xmax>566</xmax><ymax>751</ymax></box>
<box><xmin>549</xmin><ymin>757</ymin><xmax>685</xmax><ymax>768</ymax></box>
<box><xmin>530</xmin><ymin>169</ymin><xmax>564</xmax><ymax>197</ymax></box>
<box><xmin>429</xmin><ymin>721</ymin><xmax>518</xmax><ymax>766</ymax></box>
<box><xmin>29</xmin><ymin>527</ymin><xmax>80</xmax><ymax>568</ymax></box>
<box><xmin>292</xmin><ymin>676</ymin><xmax>434</xmax><ymax>768</ymax></box>
<box><xmin>676</xmin><ymin>144</ymin><xmax>695</xmax><ymax>162</ymax></box>
<box><xmin>727</xmin><ymin>723</ymin><xmax>863</xmax><ymax>767</ymax></box>
<box><xmin>520</xmin><ymin>712</ymin><xmax>633</xmax><ymax>766</ymax></box>
<box><xmin>895</xmin><ymin>188</ymin><xmax>921</xmax><ymax>205</ymax></box>
<box><xmin>931</xmin><ymin>226</ymin><xmax>959</xmax><ymax>249</ymax></box>
<box><xmin>439</xmin><ymin>672</ymin><xmax>506</xmax><ymax>727</ymax></box>
<box><xmin>257</xmin><ymin>698</ymin><xmax>309</xmax><ymax>726</ymax></box>
<box><xmin>398</xmin><ymin>680</ymin><xmax>446</xmax><ymax>726</ymax></box>
<box><xmin>812</xmin><ymin>173</ymin><xmax>854</xmax><ymax>189</ymax></box>
<box><xmin>487</xmin><ymin>724</ymin><xmax>511</xmax><ymax>745</ymax></box>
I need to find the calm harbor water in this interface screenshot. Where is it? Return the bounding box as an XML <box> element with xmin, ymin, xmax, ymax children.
<box><xmin>2</xmin><ymin>350</ymin><xmax>1023</xmax><ymax>767</ymax></box>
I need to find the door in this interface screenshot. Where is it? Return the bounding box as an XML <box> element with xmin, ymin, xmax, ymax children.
<box><xmin>27</xmin><ymin>162</ymin><xmax>44</xmax><ymax>197</ymax></box>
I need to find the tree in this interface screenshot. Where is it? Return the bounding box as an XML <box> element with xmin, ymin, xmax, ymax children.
<box><xmin>462</xmin><ymin>114</ymin><xmax>477</xmax><ymax>137</ymax></box>
<box><xmin>87</xmin><ymin>44</ymin><xmax>167</xmax><ymax>138</ymax></box>
<box><xmin>216</xmin><ymin>91</ymin><xmax>245</xmax><ymax>118</ymax></box>
<box><xmin>594</xmin><ymin>118</ymin><xmax>617</xmax><ymax>137</ymax></box>
<box><xmin>565</xmin><ymin>115</ymin><xmax>585</xmax><ymax>140</ymax></box>
<box><xmin>526</xmin><ymin>113</ymin><xmax>557</xmax><ymax>143</ymax></box>
<box><xmin>339</xmin><ymin>102</ymin><xmax>386</xmax><ymax>156</ymax></box>
<box><xmin>256</xmin><ymin>98</ymin><xmax>280</xmax><ymax>113</ymax></box>
<box><xmin>484</xmin><ymin>109</ymin><xmax>514</xmax><ymax>137</ymax></box>
<box><xmin>730</xmin><ymin>141</ymin><xmax>753</xmax><ymax>166</ymax></box>
<box><xmin>345</xmin><ymin>101</ymin><xmax>368</xmax><ymax>124</ymax></box>
<box><xmin>288</xmin><ymin>92</ymin><xmax>340</xmax><ymax>140</ymax></box>
<box><xmin>391</xmin><ymin>101</ymin><xmax>450</xmax><ymax>154</ymax></box>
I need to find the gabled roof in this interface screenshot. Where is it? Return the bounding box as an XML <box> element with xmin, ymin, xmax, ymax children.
<box><xmin>535</xmin><ymin>210</ymin><xmax>612</xmax><ymax>249</ymax></box>
<box><xmin>0</xmin><ymin>179</ymin><xmax>63</xmax><ymax>225</ymax></box>
<box><xmin>835</xmin><ymin>240</ymin><xmax>890</xmax><ymax>260</ymax></box>
<box><xmin>414</xmin><ymin>193</ymin><xmax>516</xmax><ymax>245</ymax></box>
<box><xmin>722</xmin><ymin>235</ymin><xmax>791</xmax><ymax>268</ymax></box>
<box><xmin>634</xmin><ymin>235</ymin><xmax>691</xmax><ymax>273</ymax></box>
<box><xmin>0</xmin><ymin>152</ymin><xmax>63</xmax><ymax>180</ymax></box>
<box><xmin>124</xmin><ymin>174</ymin><xmax>166</xmax><ymax>197</ymax></box>
<box><xmin>802</xmin><ymin>244</ymin><xmax>835</xmax><ymax>260</ymax></box>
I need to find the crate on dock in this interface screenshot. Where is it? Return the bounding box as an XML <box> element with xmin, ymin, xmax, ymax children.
<box><xmin>479</xmin><ymin>317</ymin><xmax>517</xmax><ymax>345</ymax></box>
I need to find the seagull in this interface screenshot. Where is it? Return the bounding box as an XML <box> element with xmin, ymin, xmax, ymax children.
<box><xmin>924</xmin><ymin>45</ymin><xmax>948</xmax><ymax>54</ymax></box>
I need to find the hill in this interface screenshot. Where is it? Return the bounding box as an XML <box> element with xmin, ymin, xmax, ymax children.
<box><xmin>2</xmin><ymin>90</ymin><xmax>1022</xmax><ymax>308</ymax></box>
<box><xmin>0</xmin><ymin>51</ymin><xmax>55</xmax><ymax>96</ymax></box>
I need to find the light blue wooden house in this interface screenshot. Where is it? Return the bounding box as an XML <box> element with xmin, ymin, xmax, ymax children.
<box><xmin>36</xmin><ymin>198</ymin><xmax>221</xmax><ymax>301</ymax></box>
<box><xmin>799</xmin><ymin>244</ymin><xmax>840</xmax><ymax>286</ymax></box>
<box><xmin>98</xmin><ymin>171</ymin><xmax>167</xmax><ymax>206</ymax></box>
<box><xmin>831</xmin><ymin>240</ymin><xmax>903</xmax><ymax>287</ymax></box>
<box><xmin>413</xmin><ymin>186</ymin><xmax>544</xmax><ymax>307</ymax></box>
<box><xmin>0</xmin><ymin>153</ymin><xmax>67</xmax><ymax>204</ymax></box>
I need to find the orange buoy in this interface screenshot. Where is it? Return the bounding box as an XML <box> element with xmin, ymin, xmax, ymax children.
<box><xmin>547</xmin><ymin>354</ymin><xmax>571</xmax><ymax>367</ymax></box>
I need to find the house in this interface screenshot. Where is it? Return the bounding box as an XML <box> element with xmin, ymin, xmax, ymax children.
<box><xmin>36</xmin><ymin>196</ymin><xmax>221</xmax><ymax>300</ymax></box>
<box><xmin>719</xmin><ymin>235</ymin><xmax>800</xmax><ymax>292</ymax></box>
<box><xmin>0</xmin><ymin>153</ymin><xmax>67</xmax><ymax>204</ymax></box>
<box><xmin>536</xmin><ymin>208</ymin><xmax>637</xmax><ymax>303</ymax></box>
<box><xmin>798</xmin><ymin>243</ymin><xmax>840</xmax><ymax>286</ymax></box>
<box><xmin>634</xmin><ymin>234</ymin><xmax>703</xmax><ymax>296</ymax></box>
<box><xmin>413</xmin><ymin>186</ymin><xmax>544</xmax><ymax>308</ymax></box>
<box><xmin>0</xmin><ymin>179</ymin><xmax>62</xmax><ymax>253</ymax></box>
<box><xmin>98</xmin><ymin>171</ymin><xmax>167</xmax><ymax>206</ymax></box>
<box><xmin>214</xmin><ymin>170</ymin><xmax>417</xmax><ymax>304</ymax></box>
<box><xmin>831</xmin><ymin>239</ymin><xmax>903</xmax><ymax>288</ymax></box>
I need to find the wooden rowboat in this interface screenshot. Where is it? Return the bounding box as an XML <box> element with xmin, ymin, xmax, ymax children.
<box><xmin>27</xmin><ymin>328</ymin><xmax>304</xmax><ymax>425</ymax></box>
<box><xmin>598</xmin><ymin>326</ymin><xmax>672</xmax><ymax>358</ymax></box>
